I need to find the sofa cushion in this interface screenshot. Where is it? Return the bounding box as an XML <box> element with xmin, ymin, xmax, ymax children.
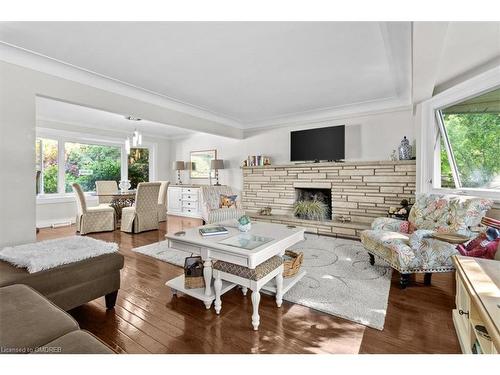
<box><xmin>214</xmin><ymin>256</ymin><xmax>283</xmax><ymax>281</ymax></box>
<box><xmin>0</xmin><ymin>284</ymin><xmax>79</xmax><ymax>353</ymax></box>
<box><xmin>33</xmin><ymin>330</ymin><xmax>113</xmax><ymax>354</ymax></box>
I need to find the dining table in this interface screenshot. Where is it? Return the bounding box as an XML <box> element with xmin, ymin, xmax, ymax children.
<box><xmin>91</xmin><ymin>190</ymin><xmax>137</xmax><ymax>221</ymax></box>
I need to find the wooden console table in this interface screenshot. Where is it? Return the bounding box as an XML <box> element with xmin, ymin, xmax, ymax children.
<box><xmin>452</xmin><ymin>255</ymin><xmax>499</xmax><ymax>354</ymax></box>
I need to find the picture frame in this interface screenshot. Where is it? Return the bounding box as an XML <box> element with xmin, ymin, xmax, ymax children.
<box><xmin>190</xmin><ymin>149</ymin><xmax>216</xmax><ymax>179</ymax></box>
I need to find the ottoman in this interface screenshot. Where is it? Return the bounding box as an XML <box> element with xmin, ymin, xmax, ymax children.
<box><xmin>0</xmin><ymin>252</ymin><xmax>124</xmax><ymax>311</ymax></box>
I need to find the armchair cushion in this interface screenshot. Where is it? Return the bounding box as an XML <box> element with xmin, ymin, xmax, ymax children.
<box><xmin>371</xmin><ymin>217</ymin><xmax>410</xmax><ymax>233</ymax></box>
<box><xmin>408</xmin><ymin>194</ymin><xmax>493</xmax><ymax>237</ymax></box>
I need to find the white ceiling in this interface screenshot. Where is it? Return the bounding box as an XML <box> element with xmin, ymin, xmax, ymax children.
<box><xmin>36</xmin><ymin>96</ymin><xmax>194</xmax><ymax>138</ymax></box>
<box><xmin>0</xmin><ymin>22</ymin><xmax>412</xmax><ymax>127</ymax></box>
<box><xmin>436</xmin><ymin>22</ymin><xmax>500</xmax><ymax>87</ymax></box>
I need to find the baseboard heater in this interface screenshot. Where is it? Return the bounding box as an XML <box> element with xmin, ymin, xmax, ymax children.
<box><xmin>51</xmin><ymin>221</ymin><xmax>72</xmax><ymax>228</ymax></box>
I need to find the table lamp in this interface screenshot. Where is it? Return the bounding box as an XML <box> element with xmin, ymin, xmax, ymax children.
<box><xmin>210</xmin><ymin>159</ymin><xmax>224</xmax><ymax>186</ymax></box>
<box><xmin>173</xmin><ymin>161</ymin><xmax>185</xmax><ymax>185</ymax></box>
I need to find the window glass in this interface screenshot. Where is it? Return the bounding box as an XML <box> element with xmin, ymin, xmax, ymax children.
<box><xmin>438</xmin><ymin>88</ymin><xmax>500</xmax><ymax>190</ymax></box>
<box><xmin>36</xmin><ymin>138</ymin><xmax>58</xmax><ymax>194</ymax></box>
<box><xmin>64</xmin><ymin>142</ymin><xmax>121</xmax><ymax>192</ymax></box>
<box><xmin>128</xmin><ymin>148</ymin><xmax>149</xmax><ymax>189</ymax></box>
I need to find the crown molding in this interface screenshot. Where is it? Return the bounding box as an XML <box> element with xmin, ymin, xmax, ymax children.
<box><xmin>243</xmin><ymin>97</ymin><xmax>412</xmax><ymax>134</ymax></box>
<box><xmin>36</xmin><ymin>118</ymin><xmax>175</xmax><ymax>141</ymax></box>
<box><xmin>0</xmin><ymin>42</ymin><xmax>244</xmax><ymax>129</ymax></box>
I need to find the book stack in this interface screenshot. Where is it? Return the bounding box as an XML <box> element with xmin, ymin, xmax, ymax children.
<box><xmin>247</xmin><ymin>155</ymin><xmax>270</xmax><ymax>167</ymax></box>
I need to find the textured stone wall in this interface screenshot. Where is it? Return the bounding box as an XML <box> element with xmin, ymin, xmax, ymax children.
<box><xmin>242</xmin><ymin>160</ymin><xmax>416</xmax><ymax>238</ymax></box>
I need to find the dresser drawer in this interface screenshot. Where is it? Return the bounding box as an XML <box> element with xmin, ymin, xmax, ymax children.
<box><xmin>182</xmin><ymin>193</ymin><xmax>198</xmax><ymax>201</ymax></box>
<box><xmin>182</xmin><ymin>187</ymin><xmax>197</xmax><ymax>194</ymax></box>
<box><xmin>182</xmin><ymin>207</ymin><xmax>197</xmax><ymax>215</ymax></box>
<box><xmin>182</xmin><ymin>201</ymin><xmax>198</xmax><ymax>209</ymax></box>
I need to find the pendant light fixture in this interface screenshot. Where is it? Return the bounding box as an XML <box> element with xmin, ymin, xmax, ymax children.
<box><xmin>124</xmin><ymin>116</ymin><xmax>143</xmax><ymax>155</ymax></box>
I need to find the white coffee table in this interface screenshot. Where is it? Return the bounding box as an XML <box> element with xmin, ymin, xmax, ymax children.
<box><xmin>164</xmin><ymin>222</ymin><xmax>306</xmax><ymax>309</ymax></box>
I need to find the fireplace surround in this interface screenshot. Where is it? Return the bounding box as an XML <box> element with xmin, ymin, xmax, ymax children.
<box><xmin>242</xmin><ymin>160</ymin><xmax>416</xmax><ymax>238</ymax></box>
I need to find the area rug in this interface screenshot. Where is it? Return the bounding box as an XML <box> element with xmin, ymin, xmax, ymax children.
<box><xmin>132</xmin><ymin>234</ymin><xmax>392</xmax><ymax>330</ymax></box>
<box><xmin>0</xmin><ymin>236</ymin><xmax>118</xmax><ymax>273</ymax></box>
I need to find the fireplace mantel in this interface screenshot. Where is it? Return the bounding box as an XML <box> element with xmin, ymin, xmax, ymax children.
<box><xmin>242</xmin><ymin>160</ymin><xmax>416</xmax><ymax>238</ymax></box>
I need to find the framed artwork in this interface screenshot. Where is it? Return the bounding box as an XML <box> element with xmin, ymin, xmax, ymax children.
<box><xmin>190</xmin><ymin>149</ymin><xmax>216</xmax><ymax>179</ymax></box>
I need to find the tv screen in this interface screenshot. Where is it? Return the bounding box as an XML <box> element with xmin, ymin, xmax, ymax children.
<box><xmin>290</xmin><ymin>125</ymin><xmax>345</xmax><ymax>162</ymax></box>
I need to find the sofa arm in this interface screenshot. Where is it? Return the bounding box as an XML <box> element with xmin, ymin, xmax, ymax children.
<box><xmin>371</xmin><ymin>217</ymin><xmax>410</xmax><ymax>233</ymax></box>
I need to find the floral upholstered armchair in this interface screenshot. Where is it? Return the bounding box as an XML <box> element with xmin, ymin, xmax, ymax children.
<box><xmin>360</xmin><ymin>194</ymin><xmax>493</xmax><ymax>288</ymax></box>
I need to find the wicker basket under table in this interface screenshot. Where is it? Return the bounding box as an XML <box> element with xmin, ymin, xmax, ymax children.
<box><xmin>283</xmin><ymin>250</ymin><xmax>304</xmax><ymax>278</ymax></box>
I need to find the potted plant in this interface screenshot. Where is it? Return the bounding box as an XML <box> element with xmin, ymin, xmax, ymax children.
<box><xmin>293</xmin><ymin>199</ymin><xmax>328</xmax><ymax>221</ymax></box>
<box><xmin>238</xmin><ymin>215</ymin><xmax>252</xmax><ymax>232</ymax></box>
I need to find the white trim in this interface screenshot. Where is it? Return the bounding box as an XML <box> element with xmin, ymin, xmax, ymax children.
<box><xmin>37</xmin><ymin>217</ymin><xmax>76</xmax><ymax>229</ymax></box>
<box><xmin>0</xmin><ymin>42</ymin><xmax>243</xmax><ymax>129</ymax></box>
<box><xmin>1</xmin><ymin>41</ymin><xmax>414</xmax><ymax>133</ymax></box>
<box><xmin>418</xmin><ymin>65</ymin><xmax>500</xmax><ymax>201</ymax></box>
<box><xmin>36</xmin><ymin>193</ymin><xmax>98</xmax><ymax>205</ymax></box>
<box><xmin>243</xmin><ymin>103</ymin><xmax>412</xmax><ymax>134</ymax></box>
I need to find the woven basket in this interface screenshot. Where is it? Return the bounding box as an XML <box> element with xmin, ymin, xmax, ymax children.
<box><xmin>184</xmin><ymin>255</ymin><xmax>206</xmax><ymax>289</ymax></box>
<box><xmin>283</xmin><ymin>250</ymin><xmax>304</xmax><ymax>278</ymax></box>
<box><xmin>185</xmin><ymin>275</ymin><xmax>205</xmax><ymax>289</ymax></box>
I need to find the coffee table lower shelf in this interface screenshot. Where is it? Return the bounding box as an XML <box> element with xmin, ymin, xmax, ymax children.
<box><xmin>166</xmin><ymin>270</ymin><xmax>307</xmax><ymax>309</ymax></box>
<box><xmin>165</xmin><ymin>275</ymin><xmax>237</xmax><ymax>309</ymax></box>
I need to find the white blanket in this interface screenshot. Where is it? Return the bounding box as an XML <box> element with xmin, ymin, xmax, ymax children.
<box><xmin>0</xmin><ymin>236</ymin><xmax>118</xmax><ymax>273</ymax></box>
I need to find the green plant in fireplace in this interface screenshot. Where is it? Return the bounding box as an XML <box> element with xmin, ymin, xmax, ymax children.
<box><xmin>293</xmin><ymin>199</ymin><xmax>329</xmax><ymax>221</ymax></box>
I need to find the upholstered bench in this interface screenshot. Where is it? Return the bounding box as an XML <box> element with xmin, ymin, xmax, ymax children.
<box><xmin>213</xmin><ymin>256</ymin><xmax>284</xmax><ymax>330</ymax></box>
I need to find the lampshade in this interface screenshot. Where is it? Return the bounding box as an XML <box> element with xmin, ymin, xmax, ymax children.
<box><xmin>173</xmin><ymin>161</ymin><xmax>185</xmax><ymax>170</ymax></box>
<box><xmin>211</xmin><ymin>159</ymin><xmax>224</xmax><ymax>170</ymax></box>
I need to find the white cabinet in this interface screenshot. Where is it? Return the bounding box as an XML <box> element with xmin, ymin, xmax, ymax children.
<box><xmin>167</xmin><ymin>186</ymin><xmax>202</xmax><ymax>219</ymax></box>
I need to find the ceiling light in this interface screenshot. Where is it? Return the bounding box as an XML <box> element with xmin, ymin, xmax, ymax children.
<box><xmin>125</xmin><ymin>116</ymin><xmax>142</xmax><ymax>121</ymax></box>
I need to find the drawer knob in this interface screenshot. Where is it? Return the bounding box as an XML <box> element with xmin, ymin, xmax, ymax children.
<box><xmin>459</xmin><ymin>309</ymin><xmax>469</xmax><ymax>317</ymax></box>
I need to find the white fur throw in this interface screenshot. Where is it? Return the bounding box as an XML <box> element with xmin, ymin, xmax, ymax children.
<box><xmin>0</xmin><ymin>236</ymin><xmax>118</xmax><ymax>273</ymax></box>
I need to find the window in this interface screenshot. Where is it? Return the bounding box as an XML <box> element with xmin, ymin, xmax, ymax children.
<box><xmin>127</xmin><ymin>147</ymin><xmax>149</xmax><ymax>189</ymax></box>
<box><xmin>436</xmin><ymin>87</ymin><xmax>500</xmax><ymax>192</ymax></box>
<box><xmin>36</xmin><ymin>138</ymin><xmax>59</xmax><ymax>194</ymax></box>
<box><xmin>64</xmin><ymin>142</ymin><xmax>121</xmax><ymax>192</ymax></box>
<box><xmin>35</xmin><ymin>130</ymin><xmax>156</xmax><ymax>198</ymax></box>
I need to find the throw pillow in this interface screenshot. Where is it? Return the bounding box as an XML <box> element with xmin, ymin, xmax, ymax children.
<box><xmin>219</xmin><ymin>194</ymin><xmax>237</xmax><ymax>209</ymax></box>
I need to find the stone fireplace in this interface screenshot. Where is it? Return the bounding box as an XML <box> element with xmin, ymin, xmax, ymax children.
<box><xmin>242</xmin><ymin>160</ymin><xmax>416</xmax><ymax>238</ymax></box>
<box><xmin>294</xmin><ymin>187</ymin><xmax>332</xmax><ymax>220</ymax></box>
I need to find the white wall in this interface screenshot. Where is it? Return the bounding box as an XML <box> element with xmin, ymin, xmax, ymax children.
<box><xmin>170</xmin><ymin>108</ymin><xmax>415</xmax><ymax>192</ymax></box>
<box><xmin>0</xmin><ymin>61</ymin><xmax>195</xmax><ymax>246</ymax></box>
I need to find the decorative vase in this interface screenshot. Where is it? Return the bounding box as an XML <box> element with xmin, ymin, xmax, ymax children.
<box><xmin>119</xmin><ymin>180</ymin><xmax>131</xmax><ymax>192</ymax></box>
<box><xmin>398</xmin><ymin>136</ymin><xmax>412</xmax><ymax>160</ymax></box>
<box><xmin>238</xmin><ymin>222</ymin><xmax>252</xmax><ymax>232</ymax></box>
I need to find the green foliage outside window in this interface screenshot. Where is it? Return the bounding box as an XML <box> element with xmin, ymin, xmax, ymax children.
<box><xmin>440</xmin><ymin>113</ymin><xmax>500</xmax><ymax>189</ymax></box>
<box><xmin>128</xmin><ymin>148</ymin><xmax>149</xmax><ymax>189</ymax></box>
<box><xmin>64</xmin><ymin>143</ymin><xmax>121</xmax><ymax>192</ymax></box>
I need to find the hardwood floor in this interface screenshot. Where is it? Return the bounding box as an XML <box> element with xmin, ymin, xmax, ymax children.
<box><xmin>37</xmin><ymin>218</ymin><xmax>461</xmax><ymax>354</ymax></box>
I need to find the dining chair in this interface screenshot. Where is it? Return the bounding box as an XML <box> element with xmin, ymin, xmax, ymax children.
<box><xmin>72</xmin><ymin>183</ymin><xmax>115</xmax><ymax>235</ymax></box>
<box><xmin>157</xmin><ymin>181</ymin><xmax>170</xmax><ymax>222</ymax></box>
<box><xmin>121</xmin><ymin>182</ymin><xmax>161</xmax><ymax>233</ymax></box>
<box><xmin>95</xmin><ymin>180</ymin><xmax>118</xmax><ymax>205</ymax></box>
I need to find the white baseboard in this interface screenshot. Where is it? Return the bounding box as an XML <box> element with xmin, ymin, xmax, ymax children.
<box><xmin>37</xmin><ymin>217</ymin><xmax>76</xmax><ymax>229</ymax></box>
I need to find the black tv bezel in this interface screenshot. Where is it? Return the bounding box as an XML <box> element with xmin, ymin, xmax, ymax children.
<box><xmin>290</xmin><ymin>125</ymin><xmax>345</xmax><ymax>162</ymax></box>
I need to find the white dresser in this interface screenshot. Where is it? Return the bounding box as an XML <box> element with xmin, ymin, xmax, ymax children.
<box><xmin>167</xmin><ymin>185</ymin><xmax>203</xmax><ymax>219</ymax></box>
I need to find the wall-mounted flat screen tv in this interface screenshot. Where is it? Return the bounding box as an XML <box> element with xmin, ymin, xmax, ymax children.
<box><xmin>290</xmin><ymin>125</ymin><xmax>345</xmax><ymax>162</ymax></box>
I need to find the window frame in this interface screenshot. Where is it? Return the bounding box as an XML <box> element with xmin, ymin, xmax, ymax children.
<box><xmin>36</xmin><ymin>127</ymin><xmax>157</xmax><ymax>202</ymax></box>
<box><xmin>418</xmin><ymin>66</ymin><xmax>500</xmax><ymax>202</ymax></box>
